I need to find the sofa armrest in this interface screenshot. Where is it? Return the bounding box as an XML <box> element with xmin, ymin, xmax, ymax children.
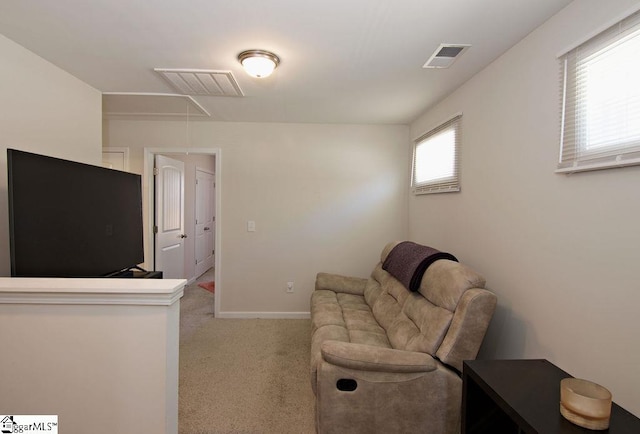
<box><xmin>315</xmin><ymin>272</ymin><xmax>368</xmax><ymax>296</ymax></box>
<box><xmin>316</xmin><ymin>341</ymin><xmax>461</xmax><ymax>433</ymax></box>
<box><xmin>435</xmin><ymin>288</ymin><xmax>497</xmax><ymax>373</ymax></box>
<box><xmin>321</xmin><ymin>341</ymin><xmax>436</xmax><ymax>373</ymax></box>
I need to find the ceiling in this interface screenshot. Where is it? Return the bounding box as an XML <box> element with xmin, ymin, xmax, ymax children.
<box><xmin>0</xmin><ymin>0</ymin><xmax>573</xmax><ymax>124</ymax></box>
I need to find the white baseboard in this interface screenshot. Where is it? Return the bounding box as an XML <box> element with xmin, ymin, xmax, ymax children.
<box><xmin>216</xmin><ymin>311</ymin><xmax>310</xmax><ymax>319</ymax></box>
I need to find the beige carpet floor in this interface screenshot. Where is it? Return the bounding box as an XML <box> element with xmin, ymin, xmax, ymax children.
<box><xmin>179</xmin><ymin>272</ymin><xmax>315</xmax><ymax>433</ymax></box>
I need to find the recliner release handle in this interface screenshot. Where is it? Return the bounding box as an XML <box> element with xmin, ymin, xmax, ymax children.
<box><xmin>336</xmin><ymin>378</ymin><xmax>358</xmax><ymax>392</ymax></box>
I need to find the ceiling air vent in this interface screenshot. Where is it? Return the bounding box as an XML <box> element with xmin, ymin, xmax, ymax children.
<box><xmin>154</xmin><ymin>68</ymin><xmax>244</xmax><ymax>97</ymax></box>
<box><xmin>423</xmin><ymin>44</ymin><xmax>471</xmax><ymax>69</ymax></box>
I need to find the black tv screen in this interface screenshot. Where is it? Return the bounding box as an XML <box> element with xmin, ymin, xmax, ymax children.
<box><xmin>7</xmin><ymin>149</ymin><xmax>144</xmax><ymax>277</ymax></box>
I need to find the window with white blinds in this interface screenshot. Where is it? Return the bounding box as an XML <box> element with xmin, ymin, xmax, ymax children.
<box><xmin>558</xmin><ymin>9</ymin><xmax>640</xmax><ymax>173</ymax></box>
<box><xmin>411</xmin><ymin>114</ymin><xmax>461</xmax><ymax>195</ymax></box>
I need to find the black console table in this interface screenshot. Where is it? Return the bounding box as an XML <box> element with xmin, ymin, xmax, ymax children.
<box><xmin>462</xmin><ymin>359</ymin><xmax>640</xmax><ymax>434</ymax></box>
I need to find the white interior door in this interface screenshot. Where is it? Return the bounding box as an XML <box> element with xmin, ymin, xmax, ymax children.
<box><xmin>155</xmin><ymin>155</ymin><xmax>186</xmax><ymax>279</ymax></box>
<box><xmin>194</xmin><ymin>169</ymin><xmax>215</xmax><ymax>278</ymax></box>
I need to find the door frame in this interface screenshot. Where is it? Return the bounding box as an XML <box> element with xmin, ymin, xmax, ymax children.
<box><xmin>194</xmin><ymin>166</ymin><xmax>215</xmax><ymax>278</ymax></box>
<box><xmin>102</xmin><ymin>146</ymin><xmax>130</xmax><ymax>171</ymax></box>
<box><xmin>144</xmin><ymin>147</ymin><xmax>221</xmax><ymax>317</ymax></box>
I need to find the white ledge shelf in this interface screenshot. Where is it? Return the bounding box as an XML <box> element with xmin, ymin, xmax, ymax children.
<box><xmin>0</xmin><ymin>277</ymin><xmax>186</xmax><ymax>306</ymax></box>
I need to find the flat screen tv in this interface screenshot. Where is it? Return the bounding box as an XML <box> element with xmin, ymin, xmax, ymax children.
<box><xmin>7</xmin><ymin>149</ymin><xmax>144</xmax><ymax>277</ymax></box>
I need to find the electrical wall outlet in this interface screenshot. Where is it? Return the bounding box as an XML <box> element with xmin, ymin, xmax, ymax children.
<box><xmin>286</xmin><ymin>281</ymin><xmax>294</xmax><ymax>293</ymax></box>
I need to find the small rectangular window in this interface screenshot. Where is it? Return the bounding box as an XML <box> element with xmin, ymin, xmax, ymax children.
<box><xmin>412</xmin><ymin>114</ymin><xmax>461</xmax><ymax>194</ymax></box>
<box><xmin>558</xmin><ymin>9</ymin><xmax>640</xmax><ymax>173</ymax></box>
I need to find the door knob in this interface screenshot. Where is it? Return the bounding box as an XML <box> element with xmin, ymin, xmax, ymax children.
<box><xmin>179</xmin><ymin>234</ymin><xmax>188</xmax><ymax>239</ymax></box>
<box><xmin>204</xmin><ymin>227</ymin><xmax>211</xmax><ymax>231</ymax></box>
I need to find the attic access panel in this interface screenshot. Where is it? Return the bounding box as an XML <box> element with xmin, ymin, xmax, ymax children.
<box><xmin>154</xmin><ymin>68</ymin><xmax>244</xmax><ymax>97</ymax></box>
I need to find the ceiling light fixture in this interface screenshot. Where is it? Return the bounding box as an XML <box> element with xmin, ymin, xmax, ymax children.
<box><xmin>238</xmin><ymin>49</ymin><xmax>280</xmax><ymax>78</ymax></box>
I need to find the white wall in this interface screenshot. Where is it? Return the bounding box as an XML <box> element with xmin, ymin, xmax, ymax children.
<box><xmin>409</xmin><ymin>0</ymin><xmax>640</xmax><ymax>416</ymax></box>
<box><xmin>0</xmin><ymin>34</ymin><xmax>102</xmax><ymax>276</ymax></box>
<box><xmin>103</xmin><ymin>120</ymin><xmax>409</xmax><ymax>315</ymax></box>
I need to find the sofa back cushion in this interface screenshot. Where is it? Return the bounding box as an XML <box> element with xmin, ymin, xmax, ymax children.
<box><xmin>363</xmin><ymin>266</ymin><xmax>385</xmax><ymax>308</ymax></box>
<box><xmin>370</xmin><ymin>242</ymin><xmax>493</xmax><ymax>370</ymax></box>
<box><xmin>372</xmin><ymin>265</ymin><xmax>454</xmax><ymax>355</ymax></box>
<box><xmin>417</xmin><ymin>260</ymin><xmax>486</xmax><ymax>311</ymax></box>
<box><xmin>371</xmin><ymin>266</ymin><xmax>406</xmax><ymax>330</ymax></box>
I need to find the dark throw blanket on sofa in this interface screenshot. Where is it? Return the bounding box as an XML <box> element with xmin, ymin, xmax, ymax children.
<box><xmin>382</xmin><ymin>241</ymin><xmax>458</xmax><ymax>292</ymax></box>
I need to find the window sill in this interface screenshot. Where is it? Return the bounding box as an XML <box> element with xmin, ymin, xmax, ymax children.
<box><xmin>413</xmin><ymin>187</ymin><xmax>460</xmax><ymax>195</ymax></box>
<box><xmin>556</xmin><ymin>156</ymin><xmax>640</xmax><ymax>174</ymax></box>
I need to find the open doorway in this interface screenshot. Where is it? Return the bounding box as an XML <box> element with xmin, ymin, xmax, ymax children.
<box><xmin>144</xmin><ymin>147</ymin><xmax>221</xmax><ymax>318</ymax></box>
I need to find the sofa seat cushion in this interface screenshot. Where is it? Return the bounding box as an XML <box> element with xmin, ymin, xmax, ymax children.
<box><xmin>312</xmin><ymin>290</ymin><xmax>390</xmax><ymax>348</ymax></box>
<box><xmin>311</xmin><ymin>290</ymin><xmax>346</xmax><ymax>334</ymax></box>
<box><xmin>310</xmin><ymin>287</ymin><xmax>392</xmax><ymax>394</ymax></box>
